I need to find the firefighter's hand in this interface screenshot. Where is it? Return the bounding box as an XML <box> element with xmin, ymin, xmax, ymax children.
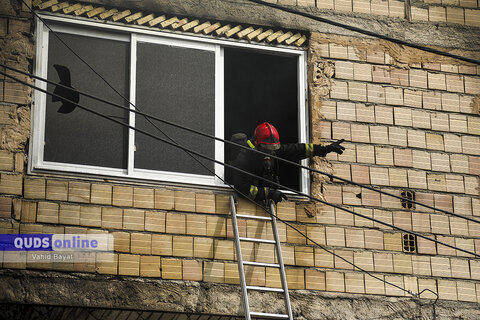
<box><xmin>267</xmin><ymin>188</ymin><xmax>287</xmax><ymax>204</ymax></box>
<box><xmin>324</xmin><ymin>139</ymin><xmax>345</xmax><ymax>155</ymax></box>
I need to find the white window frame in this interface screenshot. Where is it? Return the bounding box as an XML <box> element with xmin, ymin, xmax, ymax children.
<box><xmin>30</xmin><ymin>14</ymin><xmax>309</xmax><ymax>193</ymax></box>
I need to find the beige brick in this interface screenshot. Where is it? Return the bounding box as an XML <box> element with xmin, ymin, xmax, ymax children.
<box><xmin>455</xmin><ymin>238</ymin><xmax>475</xmax><ymax>257</ymax></box>
<box><xmin>450</xmin><ymin>114</ymin><xmax>468</xmax><ymax>133</ymax></box>
<box><xmin>0</xmin><ymin>150</ymin><xmax>13</xmax><ymax>171</ymax></box>
<box><xmin>307</xmin><ymin>225</ymin><xmax>326</xmax><ymax>245</ymax></box>
<box><xmin>34</xmin><ymin>201</ymin><xmax>57</xmax><ymax>224</ymax></box>
<box><xmin>325</xmin><ymin>271</ymin><xmax>344</xmax><ymax>292</ymax></box>
<box><xmin>351</xmin><ymin>123</ymin><xmax>370</xmax><ymax>143</ymax></box>
<box><xmin>192</xmin><ymin>237</ymin><xmax>213</xmax><ymax>258</ymax></box>
<box><xmin>112</xmin><ymin>186</ymin><xmax>133</xmax><ymax>207</ymax></box>
<box><xmin>343</xmin><ymin>185</ymin><xmax>362</xmax><ymax>205</ymax></box>
<box><xmin>330</xmin><ymin>80</ymin><xmax>349</xmax><ymax>99</ymax></box>
<box><xmin>438</xmin><ymin>279</ymin><xmax>458</xmax><ymax>300</ymax></box>
<box><xmin>437</xmin><ymin>235</ymin><xmax>456</xmax><ymax>256</ymax></box>
<box><xmin>152</xmin><ymin>234</ymin><xmax>172</xmax><ymax>256</ymax></box>
<box><xmin>90</xmin><ymin>184</ymin><xmax>112</xmax><ymax>205</ymax></box>
<box><xmin>174</xmin><ymin>190</ymin><xmax>195</xmax><ymax>212</ymax></box>
<box><xmin>393</xmin><ymin>254</ymin><xmax>412</xmax><ymax>274</ymax></box>
<box><xmin>374</xmin><ymin>209</ymin><xmax>393</xmax><ymax>230</ymax></box>
<box><xmin>101</xmin><ymin>207</ymin><xmax>122</xmax><ymax>229</ymax></box>
<box><xmin>402</xmin><ymin>89</ymin><xmax>421</xmax><ymax>108</ymax></box>
<box><xmin>202</xmin><ymin>261</ymin><xmax>224</xmax><ymax>283</ymax></box>
<box><xmin>442</xmin><ymin>92</ymin><xmax>460</xmax><ymax>112</ymax></box>
<box><xmin>369</xmin><ymin>126</ymin><xmax>389</xmax><ymax>145</ymax></box>
<box><xmin>68</xmin><ymin>181</ymin><xmax>90</xmax><ymax>203</ymax></box>
<box><xmin>206</xmin><ymin>216</ymin><xmax>226</xmax><ymax>237</ymax></box>
<box><xmin>58</xmin><ymin>204</ymin><xmax>80</xmax><ymax>225</ymax></box>
<box><xmin>456</xmin><ymin>281</ymin><xmax>477</xmax><ymax>302</ymax></box>
<box><xmin>450</xmin><ymin>216</ymin><xmax>469</xmax><ymax>236</ymax></box>
<box><xmin>417</xmin><ymin>278</ymin><xmax>437</xmax><ymax>299</ymax></box>
<box><xmin>140</xmin><ymin>255</ymin><xmax>160</xmax><ymax>277</ymax></box>
<box><xmin>431</xmin><ymin>214</ymin><xmax>450</xmax><ymax>235</ymax></box>
<box><xmin>317</xmin><ymin>205</ymin><xmax>336</xmax><ymax>225</ymax></box>
<box><xmin>166</xmin><ymin>212</ymin><xmax>186</xmax><ymax>234</ymax></box>
<box><xmin>335</xmin><ymin>207</ymin><xmax>354</xmax><ymax>227</ymax></box>
<box><xmin>384</xmin><ymin>233</ymin><xmax>402</xmax><ymax>251</ymax></box>
<box><xmin>450</xmin><ymin>154</ymin><xmax>469</xmax><ymax>174</ymax></box>
<box><xmin>353</xmin><ymin>251</ymin><xmax>373</xmax><ymax>271</ymax></box>
<box><xmin>369</xmin><ymin>167</ymin><xmax>389</xmax><ymax>186</ymax></box>
<box><xmin>412</xmin><ymin>212</ymin><xmax>430</xmax><ymax>233</ymax></box>
<box><xmin>326</xmin><ymin>226</ymin><xmax>345</xmax><ymax>247</ymax></box>
<box><xmin>133</xmin><ymin>187</ymin><xmax>154</xmax><ymax>209</ymax></box>
<box><xmin>0</xmin><ymin>197</ymin><xmax>11</xmax><ymax>219</ymax></box>
<box><xmin>409</xmin><ymin>69</ymin><xmax>428</xmax><ymax>88</ymax></box>
<box><xmin>412</xmin><ymin>255</ymin><xmax>432</xmax><ymax>276</ymax></box>
<box><xmin>429</xmin><ymin>6</ymin><xmax>446</xmax><ymax>22</ymax></box>
<box><xmin>389</xmin><ymin>168</ymin><xmax>408</xmax><ymax>187</ymax></box>
<box><xmin>446</xmin><ymin>7</ymin><xmax>465</xmax><ymax>24</ymax></box>
<box><xmin>385</xmin><ymin>87</ymin><xmax>404</xmax><ymax>106</ymax></box>
<box><xmin>445</xmin><ymin>174</ymin><xmax>465</xmax><ymax>193</ymax></box>
<box><xmin>192</xmin><ymin>192</ymin><xmax>215</xmax><ymax>214</ymax></box>
<box><xmin>389</xmin><ymin>127</ymin><xmax>407</xmax><ymax>147</ymax></box>
<box><xmin>427</xmin><ymin>173</ymin><xmax>447</xmax><ymax>191</ymax></box>
<box><xmin>143</xmin><ymin>210</ymin><xmax>165</xmax><ymax>233</ymax></box>
<box><xmin>112</xmin><ymin>232</ymin><xmax>130</xmax><ymax>253</ymax></box>
<box><xmin>215</xmin><ymin>194</ymin><xmax>230</xmax><ymax>215</ymax></box>
<box><xmin>184</xmin><ymin>214</ymin><xmax>206</xmax><ymax>236</ymax></box>
<box><xmin>450</xmin><ymin>258</ymin><xmax>470</xmax><ymax>279</ymax></box>
<box><xmin>172</xmin><ymin>235</ymin><xmax>193</xmax><ymax>257</ymax></box>
<box><xmin>95</xmin><ymin>253</ymin><xmax>118</xmax><ymax>275</ymax></box>
<box><xmin>131</xmin><ymin>233</ymin><xmax>151</xmax><ymax>255</ymax></box>
<box><xmin>375</xmin><ymin>147</ymin><xmax>393</xmax><ymax>166</ymax></box>
<box><xmin>335</xmin><ymin>61</ymin><xmax>354</xmax><ymax>80</ymax></box>
<box><xmin>345</xmin><ymin>272</ymin><xmax>365</xmax><ymax>294</ymax></box>
<box><xmin>305</xmin><ymin>269</ymin><xmax>326</xmax><ymax>291</ymax></box>
<box><xmin>367</xmin><ymin>84</ymin><xmax>385</xmax><ymax>104</ymax></box>
<box><xmin>464</xmin><ymin>75</ymin><xmax>480</xmax><ymax>94</ymax></box>
<box><xmin>345</xmin><ymin>228</ymin><xmax>364</xmax><ymax>248</ymax></box>
<box><xmin>348</xmin><ymin>82</ymin><xmax>367</xmax><ymax>102</ymax></box>
<box><xmin>462</xmin><ymin>136</ymin><xmax>480</xmax><ymax>155</ymax></box>
<box><xmin>384</xmin><ymin>275</ymin><xmax>405</xmax><ymax>296</ymax></box>
<box><xmin>315</xmin><ymin>247</ymin><xmax>334</xmax><ymax>268</ymax></box>
<box><xmin>224</xmin><ymin>262</ymin><xmax>240</xmax><ymax>285</ymax></box>
<box><xmin>182</xmin><ymin>259</ymin><xmax>202</xmax><ymax>281</ymax></box>
<box><xmin>0</xmin><ymin>173</ymin><xmax>22</xmax><ymax>195</ymax></box>
<box><xmin>123</xmin><ymin>209</ymin><xmax>144</xmax><ymax>231</ymax></box>
<box><xmin>80</xmin><ymin>206</ymin><xmax>101</xmax><ymax>227</ymax></box>
<box><xmin>374</xmin><ymin>252</ymin><xmax>393</xmax><ymax>273</ymax></box>
<box><xmin>24</xmin><ymin>178</ymin><xmax>45</xmax><ymax>200</ymax></box>
<box><xmin>365</xmin><ymin>274</ymin><xmax>385</xmax><ymax>295</ymax></box>
<box><xmin>374</xmin><ymin>105</ymin><xmax>393</xmax><ymax>125</ymax></box>
<box><xmin>443</xmin><ymin>134</ymin><xmax>462</xmax><ymax>154</ymax></box>
<box><xmin>286</xmin><ymin>223</ymin><xmax>307</xmax><ymax>244</ymax></box>
<box><xmin>431</xmin><ymin>152</ymin><xmax>451</xmax><ymax>172</ymax></box>
<box><xmin>118</xmin><ymin>254</ymin><xmax>140</xmax><ymax>276</ymax></box>
<box><xmin>154</xmin><ymin>188</ymin><xmax>174</xmax><ymax>210</ymax></box>
<box><xmin>364</xmin><ymin>229</ymin><xmax>384</xmax><ymax>250</ymax></box>
<box><xmin>329</xmin><ymin>43</ymin><xmax>348</xmax><ymax>59</ymax></box>
<box><xmin>334</xmin><ymin>0</ymin><xmax>353</xmax><ymax>12</ymax></box>
<box><xmin>162</xmin><ymin>258</ymin><xmax>182</xmax><ymax>280</ymax></box>
<box><xmin>423</xmin><ymin>91</ymin><xmax>442</xmax><ymax>110</ymax></box>
<box><xmin>468</xmin><ymin>116</ymin><xmax>480</xmax><ymax>135</ymax></box>
<box><xmin>431</xmin><ymin>256</ymin><xmax>452</xmax><ymax>277</ymax></box>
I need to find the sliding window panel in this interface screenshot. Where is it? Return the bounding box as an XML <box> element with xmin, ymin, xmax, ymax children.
<box><xmin>44</xmin><ymin>32</ymin><xmax>129</xmax><ymax>169</ymax></box>
<box><xmin>135</xmin><ymin>41</ymin><xmax>215</xmax><ymax>176</ymax></box>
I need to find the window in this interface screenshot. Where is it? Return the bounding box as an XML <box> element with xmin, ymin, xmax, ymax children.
<box><xmin>31</xmin><ymin>17</ymin><xmax>308</xmax><ymax>192</ymax></box>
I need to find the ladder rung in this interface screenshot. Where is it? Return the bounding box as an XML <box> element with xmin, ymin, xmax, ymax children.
<box><xmin>239</xmin><ymin>237</ymin><xmax>276</xmax><ymax>244</ymax></box>
<box><xmin>236</xmin><ymin>214</ymin><xmax>272</xmax><ymax>221</ymax></box>
<box><xmin>244</xmin><ymin>261</ymin><xmax>280</xmax><ymax>268</ymax></box>
<box><xmin>246</xmin><ymin>286</ymin><xmax>284</xmax><ymax>293</ymax></box>
<box><xmin>250</xmin><ymin>312</ymin><xmax>289</xmax><ymax>319</ymax></box>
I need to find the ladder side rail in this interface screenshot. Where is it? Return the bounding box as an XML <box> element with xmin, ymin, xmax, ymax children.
<box><xmin>230</xmin><ymin>195</ymin><xmax>251</xmax><ymax>320</ymax></box>
<box><xmin>269</xmin><ymin>201</ymin><xmax>293</xmax><ymax>320</ymax></box>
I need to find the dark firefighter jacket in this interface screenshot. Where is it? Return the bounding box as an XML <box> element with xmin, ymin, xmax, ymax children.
<box><xmin>231</xmin><ymin>140</ymin><xmax>319</xmax><ymax>201</ymax></box>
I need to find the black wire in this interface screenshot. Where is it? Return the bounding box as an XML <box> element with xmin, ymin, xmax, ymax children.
<box><xmin>4</xmin><ymin>62</ymin><xmax>478</xmax><ymax>226</ymax></box>
<box><xmin>245</xmin><ymin>0</ymin><xmax>480</xmax><ymax>66</ymax></box>
<box><xmin>5</xmin><ymin>69</ymin><xmax>479</xmax><ymax>261</ymax></box>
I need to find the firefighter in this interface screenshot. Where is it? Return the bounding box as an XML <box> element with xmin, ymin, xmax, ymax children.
<box><xmin>231</xmin><ymin>122</ymin><xmax>345</xmax><ymax>204</ymax></box>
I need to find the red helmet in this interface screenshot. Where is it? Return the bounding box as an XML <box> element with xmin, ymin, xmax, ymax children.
<box><xmin>252</xmin><ymin>122</ymin><xmax>280</xmax><ymax>150</ymax></box>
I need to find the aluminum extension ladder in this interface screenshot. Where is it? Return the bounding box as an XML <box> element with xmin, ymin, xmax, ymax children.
<box><xmin>229</xmin><ymin>195</ymin><xmax>293</xmax><ymax>320</ymax></box>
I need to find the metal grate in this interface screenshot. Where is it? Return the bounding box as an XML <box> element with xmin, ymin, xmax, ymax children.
<box><xmin>400</xmin><ymin>190</ymin><xmax>415</xmax><ymax>210</ymax></box>
<box><xmin>402</xmin><ymin>234</ymin><xmax>417</xmax><ymax>253</ymax></box>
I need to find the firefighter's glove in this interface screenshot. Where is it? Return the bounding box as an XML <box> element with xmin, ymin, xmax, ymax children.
<box><xmin>267</xmin><ymin>188</ymin><xmax>287</xmax><ymax>204</ymax></box>
<box><xmin>314</xmin><ymin>139</ymin><xmax>345</xmax><ymax>157</ymax></box>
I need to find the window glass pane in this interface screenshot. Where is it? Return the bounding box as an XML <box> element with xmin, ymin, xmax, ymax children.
<box><xmin>224</xmin><ymin>47</ymin><xmax>299</xmax><ymax>190</ymax></box>
<box><xmin>135</xmin><ymin>42</ymin><xmax>215</xmax><ymax>175</ymax></box>
<box><xmin>44</xmin><ymin>32</ymin><xmax>129</xmax><ymax>169</ymax></box>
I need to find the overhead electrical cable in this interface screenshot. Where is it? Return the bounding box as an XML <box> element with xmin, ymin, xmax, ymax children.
<box><xmin>4</xmin><ymin>69</ymin><xmax>478</xmax><ymax>262</ymax></box>
<box><xmin>5</xmin><ymin>62</ymin><xmax>479</xmax><ymax>226</ymax></box>
<box><xmin>245</xmin><ymin>0</ymin><xmax>480</xmax><ymax>65</ymax></box>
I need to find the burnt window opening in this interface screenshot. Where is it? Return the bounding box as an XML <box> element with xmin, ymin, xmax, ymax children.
<box><xmin>400</xmin><ymin>190</ymin><xmax>415</xmax><ymax>210</ymax></box>
<box><xmin>403</xmin><ymin>234</ymin><xmax>417</xmax><ymax>253</ymax></box>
